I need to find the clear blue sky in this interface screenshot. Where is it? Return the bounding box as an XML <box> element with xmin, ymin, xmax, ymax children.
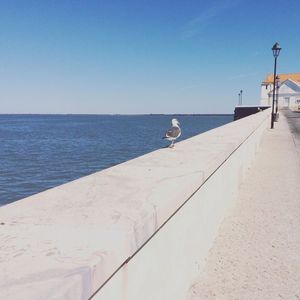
<box><xmin>1</xmin><ymin>0</ymin><xmax>299</xmax><ymax>114</ymax></box>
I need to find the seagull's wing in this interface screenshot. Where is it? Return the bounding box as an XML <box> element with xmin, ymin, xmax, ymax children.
<box><xmin>165</xmin><ymin>126</ymin><xmax>181</xmax><ymax>138</ymax></box>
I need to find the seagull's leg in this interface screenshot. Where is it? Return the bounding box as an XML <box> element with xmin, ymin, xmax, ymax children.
<box><xmin>169</xmin><ymin>140</ymin><xmax>174</xmax><ymax>148</ymax></box>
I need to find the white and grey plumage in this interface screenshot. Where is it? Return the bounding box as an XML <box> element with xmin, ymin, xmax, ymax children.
<box><xmin>163</xmin><ymin>118</ymin><xmax>181</xmax><ymax>148</ymax></box>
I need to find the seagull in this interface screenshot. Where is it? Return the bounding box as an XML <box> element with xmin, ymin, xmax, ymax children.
<box><xmin>163</xmin><ymin>118</ymin><xmax>181</xmax><ymax>148</ymax></box>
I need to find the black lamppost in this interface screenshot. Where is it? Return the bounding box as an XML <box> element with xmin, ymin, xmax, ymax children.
<box><xmin>238</xmin><ymin>92</ymin><xmax>241</xmax><ymax>105</ymax></box>
<box><xmin>275</xmin><ymin>75</ymin><xmax>280</xmax><ymax>117</ymax></box>
<box><xmin>240</xmin><ymin>90</ymin><xmax>243</xmax><ymax>105</ymax></box>
<box><xmin>271</xmin><ymin>42</ymin><xmax>281</xmax><ymax>129</ymax></box>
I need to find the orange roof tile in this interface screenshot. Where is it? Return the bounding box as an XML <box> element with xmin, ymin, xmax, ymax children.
<box><xmin>262</xmin><ymin>73</ymin><xmax>300</xmax><ymax>84</ymax></box>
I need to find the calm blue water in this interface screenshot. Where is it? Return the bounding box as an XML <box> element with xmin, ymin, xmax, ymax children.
<box><xmin>0</xmin><ymin>114</ymin><xmax>233</xmax><ymax>206</ymax></box>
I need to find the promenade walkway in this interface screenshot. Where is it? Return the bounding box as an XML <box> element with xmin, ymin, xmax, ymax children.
<box><xmin>187</xmin><ymin>113</ymin><xmax>300</xmax><ymax>299</ymax></box>
<box><xmin>282</xmin><ymin>109</ymin><xmax>300</xmax><ymax>157</ymax></box>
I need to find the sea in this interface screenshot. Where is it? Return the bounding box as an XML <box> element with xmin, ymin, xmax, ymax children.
<box><xmin>0</xmin><ymin>114</ymin><xmax>233</xmax><ymax>206</ymax></box>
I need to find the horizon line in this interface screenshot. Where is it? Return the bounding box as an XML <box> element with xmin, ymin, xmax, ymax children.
<box><xmin>0</xmin><ymin>113</ymin><xmax>234</xmax><ymax>116</ymax></box>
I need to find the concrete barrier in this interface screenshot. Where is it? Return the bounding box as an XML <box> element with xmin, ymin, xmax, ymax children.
<box><xmin>0</xmin><ymin>109</ymin><xmax>270</xmax><ymax>300</ymax></box>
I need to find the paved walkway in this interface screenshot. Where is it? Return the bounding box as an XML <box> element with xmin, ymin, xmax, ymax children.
<box><xmin>282</xmin><ymin>109</ymin><xmax>300</xmax><ymax>157</ymax></box>
<box><xmin>187</xmin><ymin>113</ymin><xmax>300</xmax><ymax>299</ymax></box>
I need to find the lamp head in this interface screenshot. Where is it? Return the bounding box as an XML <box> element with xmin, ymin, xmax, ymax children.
<box><xmin>272</xmin><ymin>42</ymin><xmax>281</xmax><ymax>58</ymax></box>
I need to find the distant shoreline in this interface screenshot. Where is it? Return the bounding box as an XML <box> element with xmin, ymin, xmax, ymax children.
<box><xmin>0</xmin><ymin>113</ymin><xmax>233</xmax><ymax>116</ymax></box>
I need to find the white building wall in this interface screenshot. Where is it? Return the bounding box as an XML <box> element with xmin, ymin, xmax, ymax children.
<box><xmin>275</xmin><ymin>83</ymin><xmax>300</xmax><ymax>110</ymax></box>
<box><xmin>261</xmin><ymin>79</ymin><xmax>300</xmax><ymax>111</ymax></box>
<box><xmin>260</xmin><ymin>83</ymin><xmax>273</xmax><ymax>106</ymax></box>
<box><xmin>286</xmin><ymin>94</ymin><xmax>300</xmax><ymax>110</ymax></box>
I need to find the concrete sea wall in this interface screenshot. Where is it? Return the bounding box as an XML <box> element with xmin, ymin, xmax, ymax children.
<box><xmin>0</xmin><ymin>109</ymin><xmax>270</xmax><ymax>300</ymax></box>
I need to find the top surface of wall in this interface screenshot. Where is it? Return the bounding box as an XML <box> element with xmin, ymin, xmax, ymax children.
<box><xmin>0</xmin><ymin>110</ymin><xmax>269</xmax><ymax>300</ymax></box>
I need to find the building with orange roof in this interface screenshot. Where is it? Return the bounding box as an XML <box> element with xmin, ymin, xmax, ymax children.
<box><xmin>260</xmin><ymin>73</ymin><xmax>300</xmax><ymax>111</ymax></box>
